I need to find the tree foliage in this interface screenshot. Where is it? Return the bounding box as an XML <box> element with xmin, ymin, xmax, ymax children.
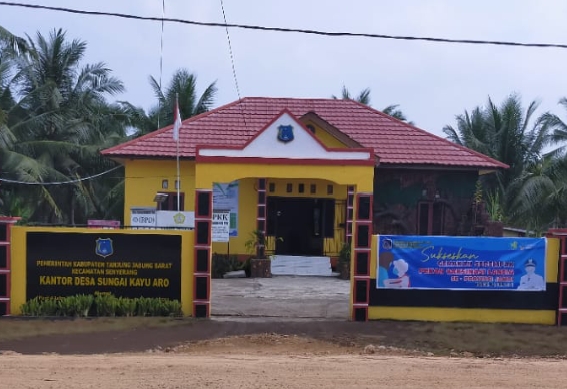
<box><xmin>444</xmin><ymin>93</ymin><xmax>567</xmax><ymax>232</ymax></box>
<box><xmin>332</xmin><ymin>85</ymin><xmax>413</xmax><ymax>124</ymax></box>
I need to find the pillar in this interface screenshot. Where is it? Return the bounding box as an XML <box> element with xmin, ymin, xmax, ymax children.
<box><xmin>0</xmin><ymin>217</ymin><xmax>20</xmax><ymax>316</ymax></box>
<box><xmin>193</xmin><ymin>189</ymin><xmax>212</xmax><ymax>318</ymax></box>
<box><xmin>352</xmin><ymin>191</ymin><xmax>373</xmax><ymax>321</ymax></box>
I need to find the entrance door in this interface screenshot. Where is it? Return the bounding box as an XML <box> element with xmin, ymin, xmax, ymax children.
<box><xmin>267</xmin><ymin>197</ymin><xmax>334</xmax><ymax>256</ymax></box>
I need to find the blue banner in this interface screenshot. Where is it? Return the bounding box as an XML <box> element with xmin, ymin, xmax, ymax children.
<box><xmin>377</xmin><ymin>236</ymin><xmax>546</xmax><ymax>291</ymax></box>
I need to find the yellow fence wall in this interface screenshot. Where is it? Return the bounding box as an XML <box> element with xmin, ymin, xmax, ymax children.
<box><xmin>10</xmin><ymin>226</ymin><xmax>195</xmax><ymax>316</ymax></box>
<box><xmin>367</xmin><ymin>235</ymin><xmax>560</xmax><ymax>325</ymax></box>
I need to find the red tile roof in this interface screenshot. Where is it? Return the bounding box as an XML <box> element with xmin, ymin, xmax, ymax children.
<box><xmin>101</xmin><ymin>97</ymin><xmax>508</xmax><ymax>169</ymax></box>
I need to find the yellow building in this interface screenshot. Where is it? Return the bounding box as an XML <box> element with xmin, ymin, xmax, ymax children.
<box><xmin>102</xmin><ymin>97</ymin><xmax>506</xmax><ymax>319</ymax></box>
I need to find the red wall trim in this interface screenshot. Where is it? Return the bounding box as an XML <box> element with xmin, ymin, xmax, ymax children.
<box><xmin>196</xmin><ymin>155</ymin><xmax>375</xmax><ymax>166</ymax></box>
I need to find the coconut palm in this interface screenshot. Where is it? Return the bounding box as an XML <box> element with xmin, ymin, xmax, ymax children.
<box><xmin>0</xmin><ymin>28</ymin><xmax>130</xmax><ymax>224</ymax></box>
<box><xmin>133</xmin><ymin>69</ymin><xmax>217</xmax><ymax>135</ymax></box>
<box><xmin>539</xmin><ymin>97</ymin><xmax>567</xmax><ymax>155</ymax></box>
<box><xmin>332</xmin><ymin>85</ymin><xmax>371</xmax><ymax>105</ymax></box>
<box><xmin>331</xmin><ymin>85</ymin><xmax>412</xmax><ymax>123</ymax></box>
<box><xmin>508</xmin><ymin>97</ymin><xmax>567</xmax><ymax>231</ymax></box>
<box><xmin>443</xmin><ymin>93</ymin><xmax>554</xmax><ymax>228</ymax></box>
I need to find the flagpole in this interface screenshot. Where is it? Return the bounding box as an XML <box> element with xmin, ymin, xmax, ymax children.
<box><xmin>175</xmin><ymin>93</ymin><xmax>180</xmax><ymax>212</ymax></box>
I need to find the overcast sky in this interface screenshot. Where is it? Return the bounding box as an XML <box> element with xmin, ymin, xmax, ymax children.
<box><xmin>2</xmin><ymin>0</ymin><xmax>567</xmax><ymax>137</ymax></box>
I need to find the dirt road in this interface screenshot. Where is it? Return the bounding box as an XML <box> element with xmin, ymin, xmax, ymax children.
<box><xmin>1</xmin><ymin>335</ymin><xmax>566</xmax><ymax>389</ymax></box>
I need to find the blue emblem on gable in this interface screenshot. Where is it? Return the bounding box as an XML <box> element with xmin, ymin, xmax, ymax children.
<box><xmin>95</xmin><ymin>238</ymin><xmax>114</xmax><ymax>258</ymax></box>
<box><xmin>277</xmin><ymin>125</ymin><xmax>294</xmax><ymax>143</ymax></box>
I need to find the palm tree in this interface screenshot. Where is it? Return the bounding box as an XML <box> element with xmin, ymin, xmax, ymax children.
<box><xmin>332</xmin><ymin>85</ymin><xmax>371</xmax><ymax>105</ymax></box>
<box><xmin>331</xmin><ymin>85</ymin><xmax>412</xmax><ymax>123</ymax></box>
<box><xmin>0</xmin><ymin>28</ymin><xmax>130</xmax><ymax>224</ymax></box>
<box><xmin>510</xmin><ymin>97</ymin><xmax>567</xmax><ymax>231</ymax></box>
<box><xmin>443</xmin><ymin>93</ymin><xmax>553</xmax><ymax>229</ymax></box>
<box><xmin>0</xmin><ymin>25</ymin><xmax>31</xmax><ymax>55</ymax></box>
<box><xmin>539</xmin><ymin>97</ymin><xmax>567</xmax><ymax>155</ymax></box>
<box><xmin>133</xmin><ymin>69</ymin><xmax>217</xmax><ymax>135</ymax></box>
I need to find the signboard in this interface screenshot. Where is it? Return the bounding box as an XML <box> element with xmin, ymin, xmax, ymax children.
<box><xmin>156</xmin><ymin>211</ymin><xmax>195</xmax><ymax>229</ymax></box>
<box><xmin>212</xmin><ymin>181</ymin><xmax>239</xmax><ymax>237</ymax></box>
<box><xmin>130</xmin><ymin>207</ymin><xmax>156</xmax><ymax>228</ymax></box>
<box><xmin>377</xmin><ymin>235</ymin><xmax>546</xmax><ymax>291</ymax></box>
<box><xmin>87</xmin><ymin>220</ymin><xmax>120</xmax><ymax>229</ymax></box>
<box><xmin>26</xmin><ymin>232</ymin><xmax>181</xmax><ymax>300</ymax></box>
<box><xmin>212</xmin><ymin>210</ymin><xmax>230</xmax><ymax>242</ymax></box>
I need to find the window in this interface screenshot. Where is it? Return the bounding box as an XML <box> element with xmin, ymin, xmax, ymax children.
<box><xmin>286</xmin><ymin>183</ymin><xmax>293</xmax><ymax>193</ymax></box>
<box><xmin>310</xmin><ymin>184</ymin><xmax>316</xmax><ymax>194</ymax></box>
<box><xmin>269</xmin><ymin>183</ymin><xmax>275</xmax><ymax>192</ymax></box>
<box><xmin>298</xmin><ymin>183</ymin><xmax>305</xmax><ymax>193</ymax></box>
<box><xmin>327</xmin><ymin>185</ymin><xmax>334</xmax><ymax>195</ymax></box>
<box><xmin>158</xmin><ymin>192</ymin><xmax>185</xmax><ymax>211</ymax></box>
<box><xmin>417</xmin><ymin>201</ymin><xmax>446</xmax><ymax>235</ymax></box>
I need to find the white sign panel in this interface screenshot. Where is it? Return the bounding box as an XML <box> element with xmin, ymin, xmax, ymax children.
<box><xmin>213</xmin><ymin>181</ymin><xmax>239</xmax><ymax>237</ymax></box>
<box><xmin>156</xmin><ymin>211</ymin><xmax>195</xmax><ymax>229</ymax></box>
<box><xmin>130</xmin><ymin>207</ymin><xmax>156</xmax><ymax>228</ymax></box>
<box><xmin>212</xmin><ymin>210</ymin><xmax>230</xmax><ymax>242</ymax></box>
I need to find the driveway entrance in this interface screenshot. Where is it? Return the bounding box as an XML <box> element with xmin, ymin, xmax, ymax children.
<box><xmin>211</xmin><ymin>276</ymin><xmax>350</xmax><ymax>319</ymax></box>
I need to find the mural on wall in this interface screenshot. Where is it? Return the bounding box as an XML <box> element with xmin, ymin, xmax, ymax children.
<box><xmin>212</xmin><ymin>181</ymin><xmax>239</xmax><ymax>237</ymax></box>
<box><xmin>26</xmin><ymin>232</ymin><xmax>182</xmax><ymax>300</ymax></box>
<box><xmin>377</xmin><ymin>235</ymin><xmax>546</xmax><ymax>291</ymax></box>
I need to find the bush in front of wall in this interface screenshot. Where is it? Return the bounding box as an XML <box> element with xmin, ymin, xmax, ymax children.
<box><xmin>212</xmin><ymin>253</ymin><xmax>241</xmax><ymax>278</ymax></box>
<box><xmin>19</xmin><ymin>294</ymin><xmax>183</xmax><ymax>317</ymax></box>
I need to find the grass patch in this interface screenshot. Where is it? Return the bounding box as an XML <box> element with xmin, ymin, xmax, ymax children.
<box><xmin>0</xmin><ymin>317</ymin><xmax>193</xmax><ymax>342</ymax></box>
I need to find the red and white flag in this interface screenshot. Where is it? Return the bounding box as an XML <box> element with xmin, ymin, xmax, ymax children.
<box><xmin>172</xmin><ymin>97</ymin><xmax>182</xmax><ymax>141</ymax></box>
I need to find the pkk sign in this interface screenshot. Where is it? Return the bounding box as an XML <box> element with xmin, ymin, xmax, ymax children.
<box><xmin>377</xmin><ymin>235</ymin><xmax>546</xmax><ymax>291</ymax></box>
<box><xmin>26</xmin><ymin>232</ymin><xmax>181</xmax><ymax>300</ymax></box>
<box><xmin>212</xmin><ymin>211</ymin><xmax>230</xmax><ymax>242</ymax></box>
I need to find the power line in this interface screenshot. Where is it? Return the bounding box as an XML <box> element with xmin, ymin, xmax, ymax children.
<box><xmin>218</xmin><ymin>0</ymin><xmax>248</xmax><ymax>131</ymax></box>
<box><xmin>219</xmin><ymin>0</ymin><xmax>242</xmax><ymax>99</ymax></box>
<box><xmin>1</xmin><ymin>1</ymin><xmax>567</xmax><ymax>49</ymax></box>
<box><xmin>157</xmin><ymin>0</ymin><xmax>165</xmax><ymax>130</ymax></box>
<box><xmin>0</xmin><ymin>165</ymin><xmax>122</xmax><ymax>185</ymax></box>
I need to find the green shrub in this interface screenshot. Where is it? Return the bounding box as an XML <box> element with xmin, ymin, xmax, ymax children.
<box><xmin>212</xmin><ymin>253</ymin><xmax>241</xmax><ymax>278</ymax></box>
<box><xmin>94</xmin><ymin>293</ymin><xmax>118</xmax><ymax>316</ymax></box>
<box><xmin>39</xmin><ymin>298</ymin><xmax>59</xmax><ymax>316</ymax></box>
<box><xmin>75</xmin><ymin>294</ymin><xmax>94</xmax><ymax>317</ymax></box>
<box><xmin>58</xmin><ymin>296</ymin><xmax>76</xmax><ymax>317</ymax></box>
<box><xmin>20</xmin><ymin>294</ymin><xmax>183</xmax><ymax>317</ymax></box>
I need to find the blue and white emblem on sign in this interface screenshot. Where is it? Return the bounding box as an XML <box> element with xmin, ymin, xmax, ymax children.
<box><xmin>277</xmin><ymin>125</ymin><xmax>294</xmax><ymax>143</ymax></box>
<box><xmin>95</xmin><ymin>238</ymin><xmax>114</xmax><ymax>258</ymax></box>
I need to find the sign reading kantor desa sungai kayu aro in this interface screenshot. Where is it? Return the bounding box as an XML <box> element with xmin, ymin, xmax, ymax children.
<box><xmin>377</xmin><ymin>235</ymin><xmax>547</xmax><ymax>291</ymax></box>
<box><xmin>26</xmin><ymin>232</ymin><xmax>181</xmax><ymax>300</ymax></box>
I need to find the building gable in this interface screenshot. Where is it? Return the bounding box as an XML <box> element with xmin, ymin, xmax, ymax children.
<box><xmin>196</xmin><ymin>110</ymin><xmax>374</xmax><ymax>164</ymax></box>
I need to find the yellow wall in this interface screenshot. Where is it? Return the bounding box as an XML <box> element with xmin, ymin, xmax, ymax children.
<box><xmin>195</xmin><ymin>162</ymin><xmax>373</xmax><ymax>190</ymax></box>
<box><xmin>304</xmin><ymin>120</ymin><xmax>348</xmax><ymax>148</ymax></box>
<box><xmin>10</xmin><ymin>226</ymin><xmax>195</xmax><ymax>316</ymax></box>
<box><xmin>200</xmin><ymin>163</ymin><xmax>373</xmax><ymax>256</ymax></box>
<box><xmin>367</xmin><ymin>236</ymin><xmax>560</xmax><ymax>324</ymax></box>
<box><xmin>211</xmin><ymin>178</ymin><xmax>256</xmax><ymax>256</ymax></box>
<box><xmin>124</xmin><ymin>159</ymin><xmax>196</xmax><ymax>222</ymax></box>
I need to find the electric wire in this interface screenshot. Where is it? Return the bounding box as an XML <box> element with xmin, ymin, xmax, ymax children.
<box><xmin>0</xmin><ymin>165</ymin><xmax>123</xmax><ymax>185</ymax></box>
<box><xmin>219</xmin><ymin>0</ymin><xmax>248</xmax><ymax>129</ymax></box>
<box><xmin>157</xmin><ymin>0</ymin><xmax>165</xmax><ymax>130</ymax></box>
<box><xmin>220</xmin><ymin>0</ymin><xmax>241</xmax><ymax>100</ymax></box>
<box><xmin>0</xmin><ymin>1</ymin><xmax>566</xmax><ymax>49</ymax></box>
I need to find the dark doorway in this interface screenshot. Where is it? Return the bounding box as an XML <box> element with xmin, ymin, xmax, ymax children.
<box><xmin>267</xmin><ymin>197</ymin><xmax>335</xmax><ymax>256</ymax></box>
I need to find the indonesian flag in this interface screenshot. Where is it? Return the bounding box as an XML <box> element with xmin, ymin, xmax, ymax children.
<box><xmin>172</xmin><ymin>97</ymin><xmax>182</xmax><ymax>141</ymax></box>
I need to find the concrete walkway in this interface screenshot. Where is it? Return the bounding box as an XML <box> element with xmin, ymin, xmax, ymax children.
<box><xmin>211</xmin><ymin>276</ymin><xmax>350</xmax><ymax>319</ymax></box>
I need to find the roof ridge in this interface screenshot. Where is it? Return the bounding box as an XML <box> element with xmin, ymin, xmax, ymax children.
<box><xmin>346</xmin><ymin>99</ymin><xmax>509</xmax><ymax>169</ymax></box>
